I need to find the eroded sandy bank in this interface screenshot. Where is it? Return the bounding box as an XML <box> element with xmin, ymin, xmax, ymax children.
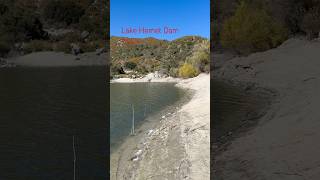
<box><xmin>213</xmin><ymin>38</ymin><xmax>320</xmax><ymax>179</ymax></box>
<box><xmin>111</xmin><ymin>73</ymin><xmax>210</xmax><ymax>180</ymax></box>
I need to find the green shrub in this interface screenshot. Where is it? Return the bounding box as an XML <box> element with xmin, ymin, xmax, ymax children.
<box><xmin>79</xmin><ymin>40</ymin><xmax>104</xmax><ymax>53</ymax></box>
<box><xmin>23</xmin><ymin>40</ymin><xmax>53</xmax><ymax>54</ymax></box>
<box><xmin>189</xmin><ymin>51</ymin><xmax>210</xmax><ymax>72</ymax></box>
<box><xmin>221</xmin><ymin>1</ymin><xmax>288</xmax><ymax>54</ymax></box>
<box><xmin>178</xmin><ymin>63</ymin><xmax>199</xmax><ymax>78</ymax></box>
<box><xmin>43</xmin><ymin>0</ymin><xmax>85</xmax><ymax>26</ymax></box>
<box><xmin>79</xmin><ymin>0</ymin><xmax>107</xmax><ymax>38</ymax></box>
<box><xmin>0</xmin><ymin>0</ymin><xmax>46</xmax><ymax>42</ymax></box>
<box><xmin>0</xmin><ymin>41</ymin><xmax>10</xmax><ymax>57</ymax></box>
<box><xmin>301</xmin><ymin>7</ymin><xmax>320</xmax><ymax>39</ymax></box>
<box><xmin>124</xmin><ymin>61</ymin><xmax>137</xmax><ymax>70</ymax></box>
<box><xmin>53</xmin><ymin>41</ymin><xmax>71</xmax><ymax>53</ymax></box>
<box><xmin>187</xmin><ymin>40</ymin><xmax>210</xmax><ymax>72</ymax></box>
<box><xmin>169</xmin><ymin>67</ymin><xmax>179</xmax><ymax>77</ymax></box>
<box><xmin>0</xmin><ymin>35</ymin><xmax>11</xmax><ymax>57</ymax></box>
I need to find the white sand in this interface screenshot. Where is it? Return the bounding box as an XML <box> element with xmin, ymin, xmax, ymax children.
<box><xmin>176</xmin><ymin>74</ymin><xmax>211</xmax><ymax>179</ymax></box>
<box><xmin>214</xmin><ymin>38</ymin><xmax>320</xmax><ymax>179</ymax></box>
<box><xmin>111</xmin><ymin>73</ymin><xmax>182</xmax><ymax>83</ymax></box>
<box><xmin>111</xmin><ymin>73</ymin><xmax>210</xmax><ymax>180</ymax></box>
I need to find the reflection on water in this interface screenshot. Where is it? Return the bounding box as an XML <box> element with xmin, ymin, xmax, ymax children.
<box><xmin>110</xmin><ymin>83</ymin><xmax>184</xmax><ymax>152</ymax></box>
<box><xmin>0</xmin><ymin>67</ymin><xmax>107</xmax><ymax>179</ymax></box>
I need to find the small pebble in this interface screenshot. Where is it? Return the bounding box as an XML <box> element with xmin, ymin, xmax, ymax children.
<box><xmin>132</xmin><ymin>156</ymin><xmax>139</xmax><ymax>162</ymax></box>
<box><xmin>134</xmin><ymin>149</ymin><xmax>143</xmax><ymax>157</ymax></box>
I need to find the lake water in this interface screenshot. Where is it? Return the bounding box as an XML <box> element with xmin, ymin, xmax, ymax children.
<box><xmin>110</xmin><ymin>83</ymin><xmax>185</xmax><ymax>152</ymax></box>
<box><xmin>212</xmin><ymin>80</ymin><xmax>270</xmax><ymax>144</ymax></box>
<box><xmin>0</xmin><ymin>67</ymin><xmax>107</xmax><ymax>179</ymax></box>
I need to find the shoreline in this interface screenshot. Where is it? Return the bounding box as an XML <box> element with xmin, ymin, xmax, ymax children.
<box><xmin>3</xmin><ymin>51</ymin><xmax>107</xmax><ymax>67</ymax></box>
<box><xmin>211</xmin><ymin>78</ymin><xmax>275</xmax><ymax>157</ymax></box>
<box><xmin>213</xmin><ymin>38</ymin><xmax>320</xmax><ymax>179</ymax></box>
<box><xmin>110</xmin><ymin>73</ymin><xmax>182</xmax><ymax>83</ymax></box>
<box><xmin>110</xmin><ymin>73</ymin><xmax>210</xmax><ymax>179</ymax></box>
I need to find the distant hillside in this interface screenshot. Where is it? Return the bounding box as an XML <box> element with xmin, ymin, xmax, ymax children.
<box><xmin>111</xmin><ymin>36</ymin><xmax>209</xmax><ymax>78</ymax></box>
<box><xmin>0</xmin><ymin>0</ymin><xmax>107</xmax><ymax>57</ymax></box>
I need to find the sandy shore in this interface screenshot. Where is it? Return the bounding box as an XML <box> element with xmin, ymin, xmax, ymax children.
<box><xmin>111</xmin><ymin>73</ymin><xmax>182</xmax><ymax>83</ymax></box>
<box><xmin>7</xmin><ymin>51</ymin><xmax>107</xmax><ymax>67</ymax></box>
<box><xmin>111</xmin><ymin>73</ymin><xmax>210</xmax><ymax>180</ymax></box>
<box><xmin>213</xmin><ymin>37</ymin><xmax>320</xmax><ymax>179</ymax></box>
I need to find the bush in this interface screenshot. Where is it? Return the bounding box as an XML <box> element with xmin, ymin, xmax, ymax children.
<box><xmin>0</xmin><ymin>41</ymin><xmax>10</xmax><ymax>57</ymax></box>
<box><xmin>0</xmin><ymin>35</ymin><xmax>12</xmax><ymax>57</ymax></box>
<box><xmin>178</xmin><ymin>63</ymin><xmax>199</xmax><ymax>78</ymax></box>
<box><xmin>187</xmin><ymin>40</ymin><xmax>210</xmax><ymax>72</ymax></box>
<box><xmin>124</xmin><ymin>61</ymin><xmax>137</xmax><ymax>70</ymax></box>
<box><xmin>79</xmin><ymin>0</ymin><xmax>107</xmax><ymax>38</ymax></box>
<box><xmin>23</xmin><ymin>40</ymin><xmax>53</xmax><ymax>54</ymax></box>
<box><xmin>79</xmin><ymin>40</ymin><xmax>104</xmax><ymax>53</ymax></box>
<box><xmin>301</xmin><ymin>7</ymin><xmax>320</xmax><ymax>39</ymax></box>
<box><xmin>52</xmin><ymin>41</ymin><xmax>71</xmax><ymax>53</ymax></box>
<box><xmin>169</xmin><ymin>67</ymin><xmax>179</xmax><ymax>77</ymax></box>
<box><xmin>43</xmin><ymin>0</ymin><xmax>85</xmax><ymax>26</ymax></box>
<box><xmin>0</xmin><ymin>0</ymin><xmax>46</xmax><ymax>42</ymax></box>
<box><xmin>189</xmin><ymin>51</ymin><xmax>210</xmax><ymax>72</ymax></box>
<box><xmin>220</xmin><ymin>1</ymin><xmax>288</xmax><ymax>54</ymax></box>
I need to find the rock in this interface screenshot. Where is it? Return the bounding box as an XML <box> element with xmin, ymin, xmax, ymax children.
<box><xmin>147</xmin><ymin>129</ymin><xmax>154</xmax><ymax>136</ymax></box>
<box><xmin>0</xmin><ymin>58</ymin><xmax>16</xmax><ymax>68</ymax></box>
<box><xmin>0</xmin><ymin>58</ymin><xmax>7</xmax><ymax>65</ymax></box>
<box><xmin>96</xmin><ymin>48</ymin><xmax>105</xmax><ymax>55</ymax></box>
<box><xmin>131</xmin><ymin>156</ymin><xmax>139</xmax><ymax>162</ymax></box>
<box><xmin>81</xmin><ymin>31</ymin><xmax>90</xmax><ymax>40</ymax></box>
<box><xmin>118</xmin><ymin>67</ymin><xmax>126</xmax><ymax>74</ymax></box>
<box><xmin>75</xmin><ymin>57</ymin><xmax>80</xmax><ymax>61</ymax></box>
<box><xmin>70</xmin><ymin>43</ymin><xmax>81</xmax><ymax>55</ymax></box>
<box><xmin>134</xmin><ymin>149</ymin><xmax>143</xmax><ymax>157</ymax></box>
<box><xmin>154</xmin><ymin>71</ymin><xmax>160</xmax><ymax>78</ymax></box>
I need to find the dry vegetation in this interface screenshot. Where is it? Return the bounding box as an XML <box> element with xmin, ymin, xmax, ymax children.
<box><xmin>214</xmin><ymin>0</ymin><xmax>320</xmax><ymax>54</ymax></box>
<box><xmin>0</xmin><ymin>0</ymin><xmax>107</xmax><ymax>57</ymax></box>
<box><xmin>110</xmin><ymin>36</ymin><xmax>210</xmax><ymax>78</ymax></box>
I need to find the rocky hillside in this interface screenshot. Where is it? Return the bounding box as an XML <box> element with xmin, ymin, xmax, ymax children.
<box><xmin>0</xmin><ymin>0</ymin><xmax>107</xmax><ymax>57</ymax></box>
<box><xmin>110</xmin><ymin>36</ymin><xmax>210</xmax><ymax>78</ymax></box>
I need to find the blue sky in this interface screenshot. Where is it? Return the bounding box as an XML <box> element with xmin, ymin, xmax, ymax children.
<box><xmin>110</xmin><ymin>0</ymin><xmax>210</xmax><ymax>40</ymax></box>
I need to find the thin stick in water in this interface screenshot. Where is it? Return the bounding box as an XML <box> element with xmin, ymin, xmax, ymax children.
<box><xmin>144</xmin><ymin>104</ymin><xmax>146</xmax><ymax>117</ymax></box>
<box><xmin>131</xmin><ymin>104</ymin><xmax>135</xmax><ymax>135</ymax></box>
<box><xmin>73</xmin><ymin>135</ymin><xmax>76</xmax><ymax>180</ymax></box>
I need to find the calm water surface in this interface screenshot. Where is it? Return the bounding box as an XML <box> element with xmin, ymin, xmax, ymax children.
<box><xmin>110</xmin><ymin>83</ymin><xmax>185</xmax><ymax>152</ymax></box>
<box><xmin>0</xmin><ymin>67</ymin><xmax>107</xmax><ymax>179</ymax></box>
<box><xmin>212</xmin><ymin>80</ymin><xmax>270</xmax><ymax>144</ymax></box>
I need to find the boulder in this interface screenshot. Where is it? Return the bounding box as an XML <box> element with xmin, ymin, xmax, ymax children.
<box><xmin>0</xmin><ymin>58</ymin><xmax>16</xmax><ymax>68</ymax></box>
<box><xmin>81</xmin><ymin>31</ymin><xmax>90</xmax><ymax>40</ymax></box>
<box><xmin>96</xmin><ymin>47</ymin><xmax>106</xmax><ymax>55</ymax></box>
<box><xmin>0</xmin><ymin>58</ymin><xmax>7</xmax><ymax>65</ymax></box>
<box><xmin>70</xmin><ymin>43</ymin><xmax>81</xmax><ymax>55</ymax></box>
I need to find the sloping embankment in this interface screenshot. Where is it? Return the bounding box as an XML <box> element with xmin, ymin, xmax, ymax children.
<box><xmin>213</xmin><ymin>38</ymin><xmax>320</xmax><ymax>179</ymax></box>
